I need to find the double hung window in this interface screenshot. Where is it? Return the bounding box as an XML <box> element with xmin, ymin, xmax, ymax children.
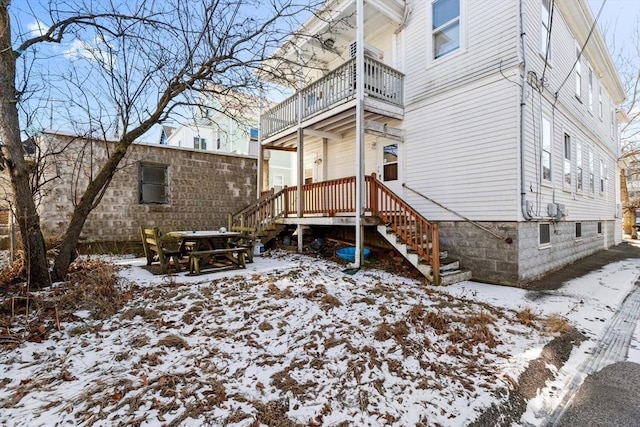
<box><xmin>432</xmin><ymin>0</ymin><xmax>461</xmax><ymax>60</ymax></box>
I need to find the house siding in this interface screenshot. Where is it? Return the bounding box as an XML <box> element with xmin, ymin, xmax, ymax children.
<box><xmin>403</xmin><ymin>73</ymin><xmax>520</xmax><ymax>222</ymax></box>
<box><xmin>520</xmin><ymin>0</ymin><xmax>619</xmax><ymax>223</ymax></box>
<box><xmin>36</xmin><ymin>135</ymin><xmax>256</xmax><ymax>244</ymax></box>
<box><xmin>404</xmin><ymin>0</ymin><xmax>520</xmax><ymax>105</ymax></box>
<box><xmin>260</xmin><ymin>0</ymin><xmax>624</xmax><ymax>286</ymax></box>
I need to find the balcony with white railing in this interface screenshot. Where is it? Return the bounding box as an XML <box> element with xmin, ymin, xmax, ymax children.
<box><xmin>261</xmin><ymin>57</ymin><xmax>404</xmax><ymax>139</ymax></box>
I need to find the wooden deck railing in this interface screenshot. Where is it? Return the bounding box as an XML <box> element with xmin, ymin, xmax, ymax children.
<box><xmin>369</xmin><ymin>176</ymin><xmax>440</xmax><ymax>284</ymax></box>
<box><xmin>229</xmin><ymin>174</ymin><xmax>440</xmax><ymax>284</ymax></box>
<box><xmin>261</xmin><ymin>57</ymin><xmax>404</xmax><ymax>138</ymax></box>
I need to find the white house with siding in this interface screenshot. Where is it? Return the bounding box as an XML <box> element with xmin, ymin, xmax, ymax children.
<box><xmin>235</xmin><ymin>0</ymin><xmax>625</xmax><ymax>286</ymax></box>
<box><xmin>159</xmin><ymin>93</ymin><xmax>295</xmax><ymax>192</ymax></box>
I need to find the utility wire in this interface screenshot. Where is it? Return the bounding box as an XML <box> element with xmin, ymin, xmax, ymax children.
<box><xmin>555</xmin><ymin>0</ymin><xmax>607</xmax><ymax>97</ymax></box>
<box><xmin>540</xmin><ymin>0</ymin><xmax>555</xmax><ymax>89</ymax></box>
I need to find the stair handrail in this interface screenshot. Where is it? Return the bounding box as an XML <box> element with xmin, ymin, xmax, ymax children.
<box><xmin>368</xmin><ymin>174</ymin><xmax>440</xmax><ymax>285</ymax></box>
<box><xmin>228</xmin><ymin>187</ymin><xmax>289</xmax><ymax>234</ymax></box>
<box><xmin>403</xmin><ymin>183</ymin><xmax>513</xmax><ymax>244</ymax></box>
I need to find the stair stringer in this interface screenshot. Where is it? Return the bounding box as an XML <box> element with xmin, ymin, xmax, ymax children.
<box><xmin>377</xmin><ymin>225</ymin><xmax>434</xmax><ymax>281</ymax></box>
<box><xmin>376</xmin><ymin>225</ymin><xmax>473</xmax><ymax>285</ymax></box>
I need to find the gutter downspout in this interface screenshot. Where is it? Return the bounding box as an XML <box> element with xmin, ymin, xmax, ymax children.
<box><xmin>519</xmin><ymin>0</ymin><xmax>532</xmax><ymax>221</ymax></box>
<box><xmin>296</xmin><ymin>47</ymin><xmax>305</xmax><ymax>252</ymax></box>
<box><xmin>257</xmin><ymin>95</ymin><xmax>264</xmax><ymax>196</ymax></box>
<box><xmin>350</xmin><ymin>0</ymin><xmax>365</xmax><ymax>270</ymax></box>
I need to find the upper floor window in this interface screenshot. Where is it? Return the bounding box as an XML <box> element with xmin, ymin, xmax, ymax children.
<box><xmin>598</xmin><ymin>85</ymin><xmax>603</xmax><ymax>118</ymax></box>
<box><xmin>575</xmin><ymin>47</ymin><xmax>582</xmax><ymax>99</ymax></box>
<box><xmin>540</xmin><ymin>0</ymin><xmax>552</xmax><ymax>58</ymax></box>
<box><xmin>193</xmin><ymin>136</ymin><xmax>206</xmax><ymax>150</ymax></box>
<box><xmin>588</xmin><ymin>67</ymin><xmax>593</xmax><ymax>111</ymax></box>
<box><xmin>432</xmin><ymin>0</ymin><xmax>461</xmax><ymax>60</ymax></box>
<box><xmin>541</xmin><ymin>116</ymin><xmax>552</xmax><ymax>182</ymax></box>
<box><xmin>139</xmin><ymin>162</ymin><xmax>168</xmax><ymax>204</ymax></box>
<box><xmin>563</xmin><ymin>133</ymin><xmax>571</xmax><ymax>188</ymax></box>
<box><xmin>610</xmin><ymin>106</ymin><xmax>616</xmax><ymax>138</ymax></box>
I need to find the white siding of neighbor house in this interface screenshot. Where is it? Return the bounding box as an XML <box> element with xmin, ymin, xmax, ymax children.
<box><xmin>519</xmin><ymin>0</ymin><xmax>619</xmax><ymax>223</ymax></box>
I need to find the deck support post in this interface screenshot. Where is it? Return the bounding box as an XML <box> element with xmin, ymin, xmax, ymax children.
<box><xmin>351</xmin><ymin>0</ymin><xmax>365</xmax><ymax>269</ymax></box>
<box><xmin>297</xmin><ymin>128</ymin><xmax>304</xmax><ymax>252</ymax></box>
<box><xmin>257</xmin><ymin>95</ymin><xmax>265</xmax><ymax>196</ymax></box>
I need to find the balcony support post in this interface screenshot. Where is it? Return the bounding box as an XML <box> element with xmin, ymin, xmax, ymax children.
<box><xmin>296</xmin><ymin>127</ymin><xmax>304</xmax><ymax>251</ymax></box>
<box><xmin>351</xmin><ymin>0</ymin><xmax>365</xmax><ymax>270</ymax></box>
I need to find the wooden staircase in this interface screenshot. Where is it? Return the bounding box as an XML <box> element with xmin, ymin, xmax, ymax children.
<box><xmin>376</xmin><ymin>224</ymin><xmax>472</xmax><ymax>285</ymax></box>
<box><xmin>229</xmin><ymin>175</ymin><xmax>472</xmax><ymax>285</ymax></box>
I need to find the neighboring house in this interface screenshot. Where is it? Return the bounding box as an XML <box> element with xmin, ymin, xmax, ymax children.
<box><xmin>159</xmin><ymin>91</ymin><xmax>295</xmax><ymax>193</ymax></box>
<box><xmin>23</xmin><ymin>131</ymin><xmax>256</xmax><ymax>245</ymax></box>
<box><xmin>235</xmin><ymin>0</ymin><xmax>625</xmax><ymax>286</ymax></box>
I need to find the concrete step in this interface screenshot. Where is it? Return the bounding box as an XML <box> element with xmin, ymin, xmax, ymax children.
<box><xmin>439</xmin><ymin>269</ymin><xmax>473</xmax><ymax>285</ymax></box>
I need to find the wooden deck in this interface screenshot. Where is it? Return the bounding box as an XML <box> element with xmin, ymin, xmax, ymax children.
<box><xmin>229</xmin><ymin>174</ymin><xmax>441</xmax><ymax>284</ymax></box>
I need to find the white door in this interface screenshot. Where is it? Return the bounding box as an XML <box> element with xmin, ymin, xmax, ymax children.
<box><xmin>377</xmin><ymin>141</ymin><xmax>402</xmax><ymax>196</ymax></box>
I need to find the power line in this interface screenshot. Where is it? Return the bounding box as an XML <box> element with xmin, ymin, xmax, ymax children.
<box><xmin>540</xmin><ymin>0</ymin><xmax>555</xmax><ymax>90</ymax></box>
<box><xmin>555</xmin><ymin>0</ymin><xmax>607</xmax><ymax>98</ymax></box>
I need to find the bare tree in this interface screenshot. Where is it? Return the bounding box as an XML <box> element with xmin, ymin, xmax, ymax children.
<box><xmin>1</xmin><ymin>0</ymin><xmax>330</xmax><ymax>286</ymax></box>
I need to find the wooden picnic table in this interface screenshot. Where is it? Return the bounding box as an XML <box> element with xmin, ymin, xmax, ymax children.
<box><xmin>167</xmin><ymin>230</ymin><xmax>246</xmax><ymax>274</ymax></box>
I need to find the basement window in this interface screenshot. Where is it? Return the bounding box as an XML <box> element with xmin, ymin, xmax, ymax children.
<box><xmin>139</xmin><ymin>162</ymin><xmax>169</xmax><ymax>204</ymax></box>
<box><xmin>575</xmin><ymin>222</ymin><xmax>582</xmax><ymax>239</ymax></box>
<box><xmin>539</xmin><ymin>223</ymin><xmax>551</xmax><ymax>248</ymax></box>
<box><xmin>597</xmin><ymin>221</ymin><xmax>602</xmax><ymax>235</ymax></box>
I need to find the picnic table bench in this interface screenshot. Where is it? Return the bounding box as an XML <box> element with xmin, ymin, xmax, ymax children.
<box><xmin>188</xmin><ymin>247</ymin><xmax>247</xmax><ymax>275</ymax></box>
<box><xmin>140</xmin><ymin>226</ymin><xmax>182</xmax><ymax>274</ymax></box>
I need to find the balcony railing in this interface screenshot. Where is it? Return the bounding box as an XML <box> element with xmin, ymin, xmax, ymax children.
<box><xmin>261</xmin><ymin>57</ymin><xmax>404</xmax><ymax>138</ymax></box>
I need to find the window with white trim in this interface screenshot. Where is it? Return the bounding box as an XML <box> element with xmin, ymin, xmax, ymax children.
<box><xmin>610</xmin><ymin>107</ymin><xmax>616</xmax><ymax>138</ymax></box>
<box><xmin>600</xmin><ymin>158</ymin><xmax>605</xmax><ymax>193</ymax></box>
<box><xmin>193</xmin><ymin>136</ymin><xmax>206</xmax><ymax>150</ymax></box>
<box><xmin>598</xmin><ymin>85</ymin><xmax>603</xmax><ymax>118</ymax></box>
<box><xmin>540</xmin><ymin>0</ymin><xmax>551</xmax><ymax>58</ymax></box>
<box><xmin>575</xmin><ymin>46</ymin><xmax>582</xmax><ymax>98</ymax></box>
<box><xmin>541</xmin><ymin>116</ymin><xmax>552</xmax><ymax>182</ymax></box>
<box><xmin>575</xmin><ymin>222</ymin><xmax>582</xmax><ymax>239</ymax></box>
<box><xmin>588</xmin><ymin>150</ymin><xmax>594</xmax><ymax>193</ymax></box>
<box><xmin>576</xmin><ymin>141</ymin><xmax>583</xmax><ymax>192</ymax></box>
<box><xmin>588</xmin><ymin>67</ymin><xmax>593</xmax><ymax>111</ymax></box>
<box><xmin>431</xmin><ymin>0</ymin><xmax>461</xmax><ymax>60</ymax></box>
<box><xmin>539</xmin><ymin>223</ymin><xmax>551</xmax><ymax>247</ymax></box>
<box><xmin>609</xmin><ymin>108</ymin><xmax>616</xmax><ymax>138</ymax></box>
<box><xmin>563</xmin><ymin>133</ymin><xmax>571</xmax><ymax>188</ymax></box>
<box><xmin>597</xmin><ymin>221</ymin><xmax>602</xmax><ymax>235</ymax></box>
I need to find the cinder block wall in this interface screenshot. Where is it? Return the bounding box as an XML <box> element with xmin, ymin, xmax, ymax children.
<box><xmin>439</xmin><ymin>219</ymin><xmax>614</xmax><ymax>287</ymax></box>
<box><xmin>517</xmin><ymin>220</ymin><xmax>613</xmax><ymax>285</ymax></box>
<box><xmin>37</xmin><ymin>136</ymin><xmax>256</xmax><ymax>243</ymax></box>
<box><xmin>437</xmin><ymin>221</ymin><xmax>519</xmax><ymax>286</ymax></box>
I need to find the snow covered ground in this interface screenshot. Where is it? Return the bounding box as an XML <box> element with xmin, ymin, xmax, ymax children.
<box><xmin>0</xmin><ymin>244</ymin><xmax>638</xmax><ymax>426</ymax></box>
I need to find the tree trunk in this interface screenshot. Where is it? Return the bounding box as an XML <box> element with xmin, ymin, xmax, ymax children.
<box><xmin>51</xmin><ymin>143</ymin><xmax>131</xmax><ymax>281</ymax></box>
<box><xmin>620</xmin><ymin>169</ymin><xmax>638</xmax><ymax>239</ymax></box>
<box><xmin>0</xmin><ymin>5</ymin><xmax>51</xmax><ymax>288</ymax></box>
